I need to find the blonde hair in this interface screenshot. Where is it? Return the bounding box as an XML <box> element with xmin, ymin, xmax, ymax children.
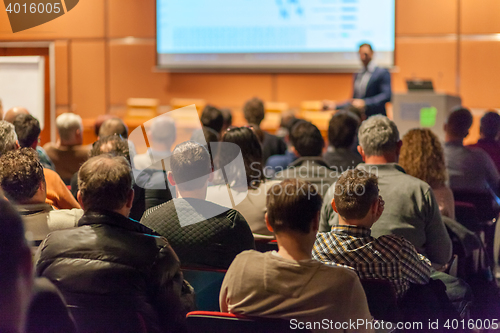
<box><xmin>56</xmin><ymin>113</ymin><xmax>82</xmax><ymax>142</ymax></box>
<box><xmin>399</xmin><ymin>128</ymin><xmax>447</xmax><ymax>188</ymax></box>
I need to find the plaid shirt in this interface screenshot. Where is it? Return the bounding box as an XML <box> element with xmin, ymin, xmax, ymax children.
<box><xmin>313</xmin><ymin>225</ymin><xmax>432</xmax><ymax>298</ymax></box>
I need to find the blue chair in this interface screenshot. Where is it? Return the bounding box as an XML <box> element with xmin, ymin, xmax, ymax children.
<box><xmin>182</xmin><ymin>267</ymin><xmax>227</xmax><ymax>311</ymax></box>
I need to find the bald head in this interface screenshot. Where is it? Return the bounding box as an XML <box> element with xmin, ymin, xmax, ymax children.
<box><xmin>4</xmin><ymin>107</ymin><xmax>29</xmax><ymax>124</ymax></box>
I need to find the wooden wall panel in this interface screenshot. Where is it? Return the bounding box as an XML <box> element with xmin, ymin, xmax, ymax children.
<box><xmin>108</xmin><ymin>0</ymin><xmax>156</xmax><ymax>38</ymax></box>
<box><xmin>275</xmin><ymin>74</ymin><xmax>352</xmax><ymax>107</ymax></box>
<box><xmin>70</xmin><ymin>41</ymin><xmax>106</xmax><ymax>118</ymax></box>
<box><xmin>0</xmin><ymin>0</ymin><xmax>105</xmax><ymax>40</ymax></box>
<box><xmin>461</xmin><ymin>0</ymin><xmax>500</xmax><ymax>34</ymax></box>
<box><xmin>109</xmin><ymin>42</ymin><xmax>169</xmax><ymax>105</ymax></box>
<box><xmin>460</xmin><ymin>40</ymin><xmax>500</xmax><ymax>108</ymax></box>
<box><xmin>166</xmin><ymin>73</ymin><xmax>274</xmax><ymax>109</ymax></box>
<box><xmin>392</xmin><ymin>38</ymin><xmax>457</xmax><ymax>94</ymax></box>
<box><xmin>54</xmin><ymin>40</ymin><xmax>69</xmax><ymax>105</ymax></box>
<box><xmin>396</xmin><ymin>0</ymin><xmax>457</xmax><ymax>35</ymax></box>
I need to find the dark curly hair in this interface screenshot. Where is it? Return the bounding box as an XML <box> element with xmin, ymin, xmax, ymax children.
<box><xmin>0</xmin><ymin>148</ymin><xmax>44</xmax><ymax>203</ymax></box>
<box><xmin>399</xmin><ymin>128</ymin><xmax>447</xmax><ymax>188</ymax></box>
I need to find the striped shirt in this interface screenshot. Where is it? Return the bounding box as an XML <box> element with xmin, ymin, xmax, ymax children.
<box><xmin>313</xmin><ymin>225</ymin><xmax>432</xmax><ymax>298</ymax></box>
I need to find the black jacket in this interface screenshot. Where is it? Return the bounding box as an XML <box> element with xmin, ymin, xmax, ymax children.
<box><xmin>36</xmin><ymin>210</ymin><xmax>193</xmax><ymax>333</ymax></box>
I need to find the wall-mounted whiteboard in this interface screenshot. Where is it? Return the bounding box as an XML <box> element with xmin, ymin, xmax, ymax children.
<box><xmin>0</xmin><ymin>56</ymin><xmax>45</xmax><ymax>129</ymax></box>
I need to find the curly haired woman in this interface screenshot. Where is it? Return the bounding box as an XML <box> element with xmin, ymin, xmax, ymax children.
<box><xmin>399</xmin><ymin>128</ymin><xmax>455</xmax><ymax>219</ymax></box>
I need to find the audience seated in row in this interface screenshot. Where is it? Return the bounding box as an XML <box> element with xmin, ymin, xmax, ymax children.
<box><xmin>6</xmin><ymin>108</ymin><xmax>55</xmax><ymax>170</ymax></box>
<box><xmin>320</xmin><ymin>115</ymin><xmax>452</xmax><ymax>266</ymax></box>
<box><xmin>313</xmin><ymin>169</ymin><xmax>432</xmax><ymax>299</ymax></box>
<box><xmin>207</xmin><ymin>126</ymin><xmax>280</xmax><ymax>237</ymax></box>
<box><xmin>35</xmin><ymin>155</ymin><xmax>195</xmax><ymax>333</ymax></box>
<box><xmin>0</xmin><ymin>149</ymin><xmax>83</xmax><ymax>247</ymax></box>
<box><xmin>323</xmin><ymin>111</ymin><xmax>363</xmax><ymax>172</ymax></box>
<box><xmin>243</xmin><ymin>97</ymin><xmax>287</xmax><ymax>164</ymax></box>
<box><xmin>274</xmin><ymin>121</ymin><xmax>338</xmax><ymax>196</ymax></box>
<box><xmin>0</xmin><ymin>121</ymin><xmax>80</xmax><ymax>210</ymax></box>
<box><xmin>141</xmin><ymin>141</ymin><xmax>255</xmax><ymax>269</ymax></box>
<box><xmin>43</xmin><ymin>113</ymin><xmax>89</xmax><ymax>184</ymax></box>
<box><xmin>399</xmin><ymin>128</ymin><xmax>455</xmax><ymax>220</ymax></box>
<box><xmin>220</xmin><ymin>179</ymin><xmax>373</xmax><ymax>332</ymax></box>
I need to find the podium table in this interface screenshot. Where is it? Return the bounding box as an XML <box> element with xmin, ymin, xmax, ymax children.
<box><xmin>392</xmin><ymin>92</ymin><xmax>462</xmax><ymax>141</ymax></box>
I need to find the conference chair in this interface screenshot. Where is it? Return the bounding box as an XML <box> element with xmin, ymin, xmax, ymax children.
<box><xmin>182</xmin><ymin>267</ymin><xmax>227</xmax><ymax>311</ymax></box>
<box><xmin>186</xmin><ymin>311</ymin><xmax>312</xmax><ymax>333</ymax></box>
<box><xmin>359</xmin><ymin>278</ymin><xmax>400</xmax><ymax>323</ymax></box>
<box><xmin>254</xmin><ymin>238</ymin><xmax>278</xmax><ymax>252</ymax></box>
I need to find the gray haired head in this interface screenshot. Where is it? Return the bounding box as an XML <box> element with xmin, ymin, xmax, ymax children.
<box><xmin>358</xmin><ymin>115</ymin><xmax>400</xmax><ymax>157</ymax></box>
<box><xmin>0</xmin><ymin>121</ymin><xmax>18</xmax><ymax>157</ymax></box>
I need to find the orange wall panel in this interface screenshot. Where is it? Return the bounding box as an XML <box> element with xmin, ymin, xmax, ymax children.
<box><xmin>460</xmin><ymin>40</ymin><xmax>500</xmax><ymax>108</ymax></box>
<box><xmin>108</xmin><ymin>0</ymin><xmax>156</xmax><ymax>38</ymax></box>
<box><xmin>54</xmin><ymin>40</ymin><xmax>69</xmax><ymax>105</ymax></box>
<box><xmin>70</xmin><ymin>41</ymin><xmax>106</xmax><ymax>118</ymax></box>
<box><xmin>275</xmin><ymin>74</ymin><xmax>352</xmax><ymax>107</ymax></box>
<box><xmin>0</xmin><ymin>0</ymin><xmax>105</xmax><ymax>40</ymax></box>
<box><xmin>109</xmin><ymin>42</ymin><xmax>169</xmax><ymax>105</ymax></box>
<box><xmin>392</xmin><ymin>38</ymin><xmax>457</xmax><ymax>94</ymax></box>
<box><xmin>461</xmin><ymin>0</ymin><xmax>500</xmax><ymax>34</ymax></box>
<box><xmin>396</xmin><ymin>0</ymin><xmax>457</xmax><ymax>35</ymax></box>
<box><xmin>166</xmin><ymin>73</ymin><xmax>274</xmax><ymax>108</ymax></box>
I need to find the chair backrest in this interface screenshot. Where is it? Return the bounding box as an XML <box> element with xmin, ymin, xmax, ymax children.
<box><xmin>453</xmin><ymin>191</ymin><xmax>499</xmax><ymax>223</ymax></box>
<box><xmin>182</xmin><ymin>267</ymin><xmax>227</xmax><ymax>311</ymax></box>
<box><xmin>186</xmin><ymin>311</ymin><xmax>311</xmax><ymax>333</ymax></box>
<box><xmin>360</xmin><ymin>278</ymin><xmax>401</xmax><ymax>322</ymax></box>
<box><xmin>254</xmin><ymin>238</ymin><xmax>278</xmax><ymax>253</ymax></box>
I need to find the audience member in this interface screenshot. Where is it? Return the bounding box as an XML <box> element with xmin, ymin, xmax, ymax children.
<box><xmin>0</xmin><ymin>120</ymin><xmax>80</xmax><ymax>210</ymax></box>
<box><xmin>220</xmin><ymin>108</ymin><xmax>233</xmax><ymax>133</ymax></box>
<box><xmin>0</xmin><ymin>199</ymin><xmax>33</xmax><ymax>333</ymax></box>
<box><xmin>220</xmin><ymin>179</ymin><xmax>373</xmax><ymax>330</ymax></box>
<box><xmin>141</xmin><ymin>141</ymin><xmax>254</xmax><ymax>269</ymax></box>
<box><xmin>274</xmin><ymin>121</ymin><xmax>337</xmax><ymax>196</ymax></box>
<box><xmin>12</xmin><ymin>113</ymin><xmax>55</xmax><ymax>170</ymax></box>
<box><xmin>200</xmin><ymin>105</ymin><xmax>224</xmax><ymax>135</ymax></box>
<box><xmin>400</xmin><ymin>128</ymin><xmax>455</xmax><ymax>219</ymax></box>
<box><xmin>243</xmin><ymin>97</ymin><xmax>286</xmax><ymax>163</ymax></box>
<box><xmin>468</xmin><ymin>111</ymin><xmax>500</xmax><ymax>173</ymax></box>
<box><xmin>133</xmin><ymin>115</ymin><xmax>176</xmax><ymax>171</ymax></box>
<box><xmin>93</xmin><ymin>114</ymin><xmax>114</xmax><ymax>137</ymax></box>
<box><xmin>7</xmin><ymin>109</ymin><xmax>55</xmax><ymax>170</ymax></box>
<box><xmin>444</xmin><ymin>107</ymin><xmax>500</xmax><ymax>197</ymax></box>
<box><xmin>207</xmin><ymin>127</ymin><xmax>280</xmax><ymax>237</ymax></box>
<box><xmin>70</xmin><ymin>135</ymin><xmax>147</xmax><ymax>220</ymax></box>
<box><xmin>0</xmin><ymin>148</ymin><xmax>83</xmax><ymax>247</ymax></box>
<box><xmin>265</xmin><ymin>117</ymin><xmax>303</xmax><ymax>175</ymax></box>
<box><xmin>98</xmin><ymin>117</ymin><xmax>128</xmax><ymax>139</ymax></box>
<box><xmin>132</xmin><ymin>115</ymin><xmax>177</xmax><ymax>210</ymax></box>
<box><xmin>43</xmin><ymin>113</ymin><xmax>89</xmax><ymax>183</ymax></box>
<box><xmin>36</xmin><ymin>155</ymin><xmax>194</xmax><ymax>333</ymax></box>
<box><xmin>320</xmin><ymin>116</ymin><xmax>452</xmax><ymax>266</ymax></box>
<box><xmin>4</xmin><ymin>106</ymin><xmax>29</xmax><ymax>123</ymax></box>
<box><xmin>0</xmin><ymin>199</ymin><xmax>76</xmax><ymax>333</ymax></box>
<box><xmin>313</xmin><ymin>170</ymin><xmax>432</xmax><ymax>299</ymax></box>
<box><xmin>323</xmin><ymin>111</ymin><xmax>363</xmax><ymax>171</ymax></box>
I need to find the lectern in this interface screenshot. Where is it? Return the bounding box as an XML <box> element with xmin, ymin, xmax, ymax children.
<box><xmin>392</xmin><ymin>92</ymin><xmax>462</xmax><ymax>141</ymax></box>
